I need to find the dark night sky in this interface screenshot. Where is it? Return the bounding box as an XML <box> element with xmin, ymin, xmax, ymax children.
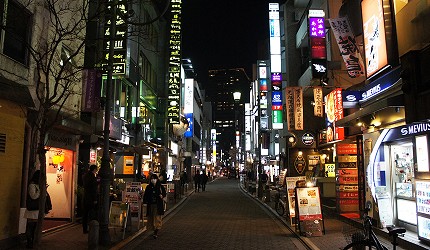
<box><xmin>182</xmin><ymin>0</ymin><xmax>271</xmax><ymax>83</ymax></box>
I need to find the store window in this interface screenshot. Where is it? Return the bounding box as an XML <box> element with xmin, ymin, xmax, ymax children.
<box><xmin>390</xmin><ymin>141</ymin><xmax>417</xmax><ymax>227</ymax></box>
<box><xmin>0</xmin><ymin>0</ymin><xmax>32</xmax><ymax>65</ymax></box>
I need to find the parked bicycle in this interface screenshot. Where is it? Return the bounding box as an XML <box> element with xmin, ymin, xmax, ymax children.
<box><xmin>343</xmin><ymin>203</ymin><xmax>405</xmax><ymax>250</ymax></box>
<box><xmin>273</xmin><ymin>187</ymin><xmax>286</xmax><ymax>216</ymax></box>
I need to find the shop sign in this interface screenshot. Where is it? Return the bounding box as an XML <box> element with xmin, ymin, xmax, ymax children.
<box><xmin>294</xmin><ymin>154</ymin><xmax>306</xmax><ymax>174</ymax></box>
<box><xmin>285</xmin><ymin>87</ymin><xmax>295</xmax><ymax>130</ymax></box>
<box><xmin>260</xmin><ymin>79</ymin><xmax>268</xmax><ymax>92</ymax></box>
<box><xmin>362</xmin><ymin>0</ymin><xmax>388</xmax><ymax>78</ymax></box>
<box><xmin>337</xmin><ymin>143</ymin><xmax>357</xmax><ymax>155</ymax></box>
<box><xmin>325</xmin><ymin>163</ymin><xmax>335</xmax><ymax>177</ymax></box>
<box><xmin>46</xmin><ymin>131</ymin><xmax>77</xmax><ymax>151</ymax></box>
<box><xmin>338</xmin><ymin>185</ymin><xmax>358</xmax><ymax>192</ymax></box>
<box><xmin>294</xmin><ymin>87</ymin><xmax>303</xmax><ymax>130</ymax></box>
<box><xmin>167</xmin><ymin>0</ymin><xmax>182</xmax><ymax>124</ymax></box>
<box><xmin>339</xmin><ymin>168</ymin><xmax>358</xmax><ymax>176</ymax></box>
<box><xmin>339</xmin><ymin>176</ymin><xmax>358</xmax><ymax>185</ymax></box>
<box><xmin>339</xmin><ymin>192</ymin><xmax>359</xmax><ymax>198</ymax></box>
<box><xmin>313</xmin><ymin>87</ymin><xmax>323</xmax><ymax>117</ymax></box>
<box><xmin>342</xmin><ymin>90</ymin><xmax>361</xmax><ymax>109</ymax></box>
<box><xmin>123</xmin><ymin>155</ymin><xmax>134</xmax><ymax>175</ymax></box>
<box><xmin>338</xmin><ymin>155</ymin><xmax>357</xmax><ymax>163</ymax></box>
<box><xmin>384</xmin><ymin>122</ymin><xmax>430</xmax><ymax>142</ymax></box>
<box><xmin>328</xmin><ymin>16</ymin><xmax>364</xmax><ymax>78</ymax></box>
<box><xmin>302</xmin><ymin>132</ymin><xmax>315</xmax><ymax>146</ymax></box>
<box><xmin>339</xmin><ymin>199</ymin><xmax>359</xmax><ymax>205</ymax></box>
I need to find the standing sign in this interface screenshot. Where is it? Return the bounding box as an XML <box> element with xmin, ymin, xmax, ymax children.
<box><xmin>286</xmin><ymin>176</ymin><xmax>306</xmax><ymax>225</ymax></box>
<box><xmin>109</xmin><ymin>201</ymin><xmax>129</xmax><ymax>239</ymax></box>
<box><xmin>295</xmin><ymin>186</ymin><xmax>324</xmax><ymax>236</ymax></box>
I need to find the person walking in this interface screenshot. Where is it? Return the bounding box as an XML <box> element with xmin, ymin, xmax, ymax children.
<box><xmin>201</xmin><ymin>172</ymin><xmax>208</xmax><ymax>191</ymax></box>
<box><xmin>193</xmin><ymin>171</ymin><xmax>201</xmax><ymax>192</ymax></box>
<box><xmin>143</xmin><ymin>174</ymin><xmax>167</xmax><ymax>239</ymax></box>
<box><xmin>24</xmin><ymin>170</ymin><xmax>41</xmax><ymax>249</ymax></box>
<box><xmin>159</xmin><ymin>169</ymin><xmax>168</xmax><ymax>184</ymax></box>
<box><xmin>82</xmin><ymin>165</ymin><xmax>98</xmax><ymax>234</ymax></box>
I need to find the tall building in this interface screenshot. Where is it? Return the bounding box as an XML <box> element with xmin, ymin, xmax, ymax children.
<box><xmin>206</xmin><ymin>68</ymin><xmax>251</xmax><ymax>166</ymax></box>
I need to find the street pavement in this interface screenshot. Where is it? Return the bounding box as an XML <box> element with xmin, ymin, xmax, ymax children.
<box><xmin>7</xmin><ymin>177</ymin><xmax>429</xmax><ymax>250</ymax></box>
<box><xmin>122</xmin><ymin>177</ymin><xmax>308</xmax><ymax>250</ymax></box>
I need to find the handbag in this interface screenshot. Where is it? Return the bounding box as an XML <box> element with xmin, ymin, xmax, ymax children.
<box><xmin>27</xmin><ymin>194</ymin><xmax>39</xmax><ymax>211</ymax></box>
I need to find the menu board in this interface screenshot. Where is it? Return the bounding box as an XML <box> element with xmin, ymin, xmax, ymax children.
<box><xmin>296</xmin><ymin>187</ymin><xmax>322</xmax><ymax>221</ymax></box>
<box><xmin>417</xmin><ymin>181</ymin><xmax>430</xmax><ymax>216</ymax></box>
<box><xmin>337</xmin><ymin>154</ymin><xmax>359</xmax><ymax>213</ymax></box>
<box><xmin>278</xmin><ymin>169</ymin><xmax>287</xmax><ymax>186</ymax></box>
<box><xmin>286</xmin><ymin>176</ymin><xmax>306</xmax><ymax>220</ymax></box>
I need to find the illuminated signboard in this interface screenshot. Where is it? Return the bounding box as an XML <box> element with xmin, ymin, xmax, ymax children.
<box><xmin>260</xmin><ymin>79</ymin><xmax>268</xmax><ymax>92</ymax></box>
<box><xmin>325</xmin><ymin>88</ymin><xmax>344</xmax><ymax>142</ymax></box>
<box><xmin>309</xmin><ymin>17</ymin><xmax>325</xmax><ymax>38</ymax></box>
<box><xmin>167</xmin><ymin>0</ymin><xmax>182</xmax><ymax>124</ymax></box>
<box><xmin>361</xmin><ymin>0</ymin><xmax>388</xmax><ymax>78</ymax></box>
<box><xmin>309</xmin><ymin>10</ymin><xmax>327</xmax><ymax>79</ymax></box>
<box><xmin>184</xmin><ymin>113</ymin><xmax>193</xmax><ymax>138</ymax></box>
<box><xmin>211</xmin><ymin>129</ymin><xmax>216</xmax><ymax>163</ymax></box>
<box><xmin>184</xmin><ymin>79</ymin><xmax>193</xmax><ymax>113</ymax></box>
<box><xmin>103</xmin><ymin>0</ymin><xmax>128</xmax><ymax>75</ymax></box>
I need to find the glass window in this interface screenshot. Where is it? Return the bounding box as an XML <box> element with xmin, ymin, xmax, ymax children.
<box><xmin>2</xmin><ymin>0</ymin><xmax>31</xmax><ymax>65</ymax></box>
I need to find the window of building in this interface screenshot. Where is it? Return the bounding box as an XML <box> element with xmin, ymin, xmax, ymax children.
<box><xmin>0</xmin><ymin>0</ymin><xmax>32</xmax><ymax>65</ymax></box>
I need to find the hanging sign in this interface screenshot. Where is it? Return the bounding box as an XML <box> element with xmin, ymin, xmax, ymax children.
<box><xmin>313</xmin><ymin>87</ymin><xmax>323</xmax><ymax>117</ymax></box>
<box><xmin>285</xmin><ymin>87</ymin><xmax>295</xmax><ymax>130</ymax></box>
<box><xmin>302</xmin><ymin>132</ymin><xmax>315</xmax><ymax>146</ymax></box>
<box><xmin>294</xmin><ymin>87</ymin><xmax>303</xmax><ymax>130</ymax></box>
<box><xmin>294</xmin><ymin>154</ymin><xmax>306</xmax><ymax>174</ymax></box>
<box><xmin>329</xmin><ymin>16</ymin><xmax>365</xmax><ymax>78</ymax></box>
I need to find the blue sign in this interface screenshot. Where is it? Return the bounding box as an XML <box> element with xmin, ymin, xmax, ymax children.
<box><xmin>384</xmin><ymin>122</ymin><xmax>430</xmax><ymax>142</ymax></box>
<box><xmin>184</xmin><ymin>113</ymin><xmax>193</xmax><ymax>138</ymax></box>
<box><xmin>272</xmin><ymin>91</ymin><xmax>282</xmax><ymax>106</ymax></box>
<box><xmin>360</xmin><ymin>67</ymin><xmax>401</xmax><ymax>102</ymax></box>
<box><xmin>342</xmin><ymin>90</ymin><xmax>361</xmax><ymax>109</ymax></box>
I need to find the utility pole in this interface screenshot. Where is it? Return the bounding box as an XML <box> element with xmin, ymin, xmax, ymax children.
<box><xmin>99</xmin><ymin>0</ymin><xmax>117</xmax><ymax>245</ymax></box>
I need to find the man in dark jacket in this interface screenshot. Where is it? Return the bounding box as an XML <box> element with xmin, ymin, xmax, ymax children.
<box><xmin>143</xmin><ymin>174</ymin><xmax>167</xmax><ymax>239</ymax></box>
<box><xmin>83</xmin><ymin>165</ymin><xmax>98</xmax><ymax>234</ymax></box>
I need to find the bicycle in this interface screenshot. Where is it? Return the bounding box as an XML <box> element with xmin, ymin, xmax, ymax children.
<box><xmin>273</xmin><ymin>187</ymin><xmax>286</xmax><ymax>216</ymax></box>
<box><xmin>343</xmin><ymin>204</ymin><xmax>406</xmax><ymax>250</ymax></box>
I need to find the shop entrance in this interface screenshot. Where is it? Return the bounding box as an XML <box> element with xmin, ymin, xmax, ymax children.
<box><xmin>388</xmin><ymin>141</ymin><xmax>417</xmax><ymax>232</ymax></box>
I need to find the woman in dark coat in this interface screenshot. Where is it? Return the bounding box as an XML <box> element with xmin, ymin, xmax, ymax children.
<box><xmin>143</xmin><ymin>174</ymin><xmax>166</xmax><ymax>238</ymax></box>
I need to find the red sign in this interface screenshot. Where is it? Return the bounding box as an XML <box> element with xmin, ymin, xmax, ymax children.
<box><xmin>338</xmin><ymin>176</ymin><xmax>358</xmax><ymax>185</ymax></box>
<box><xmin>339</xmin><ymin>192</ymin><xmax>359</xmax><ymax>199</ymax></box>
<box><xmin>337</xmin><ymin>143</ymin><xmax>357</xmax><ymax>155</ymax></box>
<box><xmin>311</xmin><ymin>37</ymin><xmax>327</xmax><ymax>59</ymax></box>
<box><xmin>339</xmin><ymin>199</ymin><xmax>359</xmax><ymax>205</ymax></box>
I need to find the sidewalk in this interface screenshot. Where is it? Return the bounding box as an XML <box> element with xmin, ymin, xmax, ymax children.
<box><xmin>8</xmin><ymin>186</ymin><xmax>196</xmax><ymax>250</ymax></box>
<box><xmin>240</xmin><ymin>182</ymin><xmax>429</xmax><ymax>250</ymax></box>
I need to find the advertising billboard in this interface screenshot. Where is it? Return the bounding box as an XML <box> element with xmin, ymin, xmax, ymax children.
<box><xmin>361</xmin><ymin>0</ymin><xmax>388</xmax><ymax>78</ymax></box>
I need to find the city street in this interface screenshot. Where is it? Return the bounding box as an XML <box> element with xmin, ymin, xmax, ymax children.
<box><xmin>122</xmin><ymin>178</ymin><xmax>309</xmax><ymax>250</ymax></box>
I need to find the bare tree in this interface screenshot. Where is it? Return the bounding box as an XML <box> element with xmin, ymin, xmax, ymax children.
<box><xmin>1</xmin><ymin>0</ymin><xmax>96</xmax><ymax>245</ymax></box>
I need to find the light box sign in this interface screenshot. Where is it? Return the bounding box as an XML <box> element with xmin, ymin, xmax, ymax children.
<box><xmin>260</xmin><ymin>79</ymin><xmax>268</xmax><ymax>92</ymax></box>
<box><xmin>272</xmin><ymin>91</ymin><xmax>282</xmax><ymax>107</ymax></box>
<box><xmin>211</xmin><ymin>129</ymin><xmax>216</xmax><ymax>163</ymax></box>
<box><xmin>167</xmin><ymin>0</ymin><xmax>182</xmax><ymax>124</ymax></box>
<box><xmin>309</xmin><ymin>17</ymin><xmax>325</xmax><ymax>38</ymax></box>
<box><xmin>313</xmin><ymin>86</ymin><xmax>323</xmax><ymax>117</ymax></box>
<box><xmin>184</xmin><ymin>113</ymin><xmax>193</xmax><ymax>138</ymax></box>
<box><xmin>272</xmin><ymin>110</ymin><xmax>283</xmax><ymax>129</ymax></box>
<box><xmin>184</xmin><ymin>78</ymin><xmax>194</xmax><ymax>113</ymax></box>
<box><xmin>362</xmin><ymin>0</ymin><xmax>388</xmax><ymax>78</ymax></box>
<box><xmin>294</xmin><ymin>87</ymin><xmax>303</xmax><ymax>130</ymax></box>
<box><xmin>285</xmin><ymin>87</ymin><xmax>295</xmax><ymax>130</ymax></box>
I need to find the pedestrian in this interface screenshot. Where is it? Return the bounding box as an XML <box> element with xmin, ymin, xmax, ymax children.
<box><xmin>193</xmin><ymin>171</ymin><xmax>201</xmax><ymax>192</ymax></box>
<box><xmin>159</xmin><ymin>169</ymin><xmax>168</xmax><ymax>184</ymax></box>
<box><xmin>201</xmin><ymin>171</ymin><xmax>208</xmax><ymax>191</ymax></box>
<box><xmin>24</xmin><ymin>170</ymin><xmax>41</xmax><ymax>249</ymax></box>
<box><xmin>143</xmin><ymin>174</ymin><xmax>167</xmax><ymax>239</ymax></box>
<box><xmin>82</xmin><ymin>164</ymin><xmax>98</xmax><ymax>234</ymax></box>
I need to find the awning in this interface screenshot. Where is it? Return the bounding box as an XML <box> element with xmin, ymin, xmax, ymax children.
<box><xmin>336</xmin><ymin>94</ymin><xmax>404</xmax><ymax>127</ymax></box>
<box><xmin>0</xmin><ymin>76</ymin><xmax>34</xmax><ymax>107</ymax></box>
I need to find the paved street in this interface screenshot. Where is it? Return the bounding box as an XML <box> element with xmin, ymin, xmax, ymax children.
<box><xmin>123</xmin><ymin>178</ymin><xmax>308</xmax><ymax>250</ymax></box>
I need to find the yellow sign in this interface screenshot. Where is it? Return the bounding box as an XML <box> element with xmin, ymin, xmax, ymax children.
<box><xmin>325</xmin><ymin>163</ymin><xmax>335</xmax><ymax>177</ymax></box>
<box><xmin>123</xmin><ymin>156</ymin><xmax>134</xmax><ymax>175</ymax></box>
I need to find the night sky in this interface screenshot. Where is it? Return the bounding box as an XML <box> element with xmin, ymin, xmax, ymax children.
<box><xmin>182</xmin><ymin>0</ymin><xmax>271</xmax><ymax>83</ymax></box>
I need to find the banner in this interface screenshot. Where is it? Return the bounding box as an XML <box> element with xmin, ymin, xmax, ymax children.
<box><xmin>285</xmin><ymin>87</ymin><xmax>295</xmax><ymax>130</ymax></box>
<box><xmin>329</xmin><ymin>17</ymin><xmax>365</xmax><ymax>78</ymax></box>
<box><xmin>313</xmin><ymin>86</ymin><xmax>323</xmax><ymax>117</ymax></box>
<box><xmin>294</xmin><ymin>87</ymin><xmax>303</xmax><ymax>130</ymax></box>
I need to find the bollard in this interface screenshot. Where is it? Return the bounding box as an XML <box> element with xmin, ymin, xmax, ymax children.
<box><xmin>88</xmin><ymin>220</ymin><xmax>99</xmax><ymax>250</ymax></box>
